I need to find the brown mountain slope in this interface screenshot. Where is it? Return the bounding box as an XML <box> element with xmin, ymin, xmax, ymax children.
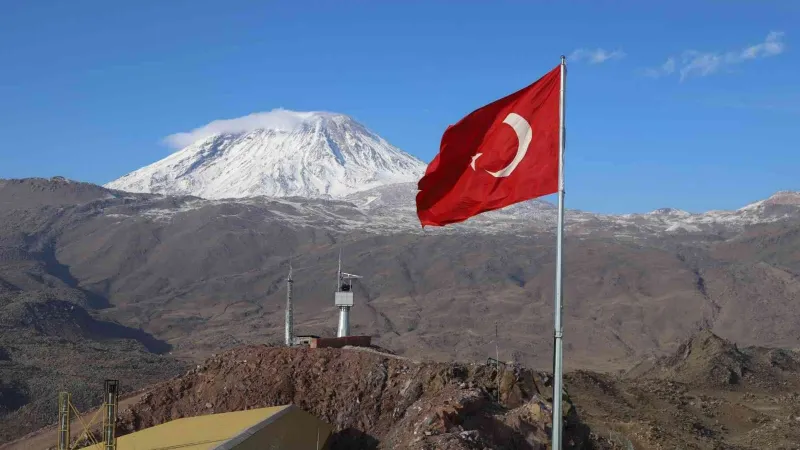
<box><xmin>2</xmin><ymin>179</ymin><xmax>797</xmax><ymax>371</ymax></box>
<box><xmin>569</xmin><ymin>331</ymin><xmax>800</xmax><ymax>449</ymax></box>
<box><xmin>2</xmin><ymin>178</ymin><xmax>800</xmax><ymax>445</ymax></box>
<box><xmin>0</xmin><ymin>288</ymin><xmax>185</xmax><ymax>443</ymax></box>
<box><xmin>54</xmin><ymin>219</ymin><xmax>800</xmax><ymax>370</ymax></box>
<box><xmin>631</xmin><ymin>329</ymin><xmax>800</xmax><ymax>389</ymax></box>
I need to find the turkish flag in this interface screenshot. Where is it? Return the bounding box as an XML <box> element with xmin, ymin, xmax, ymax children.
<box><xmin>416</xmin><ymin>65</ymin><xmax>561</xmax><ymax>227</ymax></box>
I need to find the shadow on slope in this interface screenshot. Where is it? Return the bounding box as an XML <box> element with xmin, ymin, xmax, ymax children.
<box><xmin>88</xmin><ymin>320</ymin><xmax>171</xmax><ymax>354</ymax></box>
<box><xmin>0</xmin><ymin>288</ymin><xmax>184</xmax><ymax>444</ymax></box>
<box><xmin>38</xmin><ymin>243</ymin><xmax>111</xmax><ymax>310</ymax></box>
<box><xmin>0</xmin><ymin>289</ymin><xmax>171</xmax><ymax>354</ymax></box>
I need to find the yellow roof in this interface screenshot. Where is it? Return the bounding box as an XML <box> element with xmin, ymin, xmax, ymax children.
<box><xmin>78</xmin><ymin>405</ymin><xmax>290</xmax><ymax>450</ymax></box>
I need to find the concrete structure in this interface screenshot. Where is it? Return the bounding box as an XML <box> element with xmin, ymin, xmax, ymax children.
<box><xmin>77</xmin><ymin>405</ymin><xmax>332</xmax><ymax>450</ymax></box>
<box><xmin>335</xmin><ymin>293</ymin><xmax>352</xmax><ymax>338</ymax></box>
<box><xmin>294</xmin><ymin>335</ymin><xmax>320</xmax><ymax>347</ymax></box>
<box><xmin>335</xmin><ymin>250</ymin><xmax>361</xmax><ymax>338</ymax></box>
<box><xmin>294</xmin><ymin>335</ymin><xmax>371</xmax><ymax>349</ymax></box>
<box><xmin>310</xmin><ymin>336</ymin><xmax>372</xmax><ymax>349</ymax></box>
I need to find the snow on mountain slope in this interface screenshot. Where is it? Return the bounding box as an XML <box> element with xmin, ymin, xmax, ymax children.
<box><xmin>343</xmin><ymin>185</ymin><xmax>800</xmax><ymax>236</ymax></box>
<box><xmin>344</xmin><ymin>182</ymin><xmax>562</xmax><ymax>232</ymax></box>
<box><xmin>92</xmin><ymin>183</ymin><xmax>800</xmax><ymax>239</ymax></box>
<box><xmin>7</xmin><ymin>177</ymin><xmax>797</xmax><ymax>238</ymax></box>
<box><xmin>106</xmin><ymin>111</ymin><xmax>426</xmax><ymax>199</ymax></box>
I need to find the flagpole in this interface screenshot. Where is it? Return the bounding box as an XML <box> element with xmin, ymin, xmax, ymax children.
<box><xmin>551</xmin><ymin>55</ymin><xmax>567</xmax><ymax>449</ymax></box>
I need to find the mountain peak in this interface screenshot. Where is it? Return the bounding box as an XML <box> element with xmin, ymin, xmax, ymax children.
<box><xmin>647</xmin><ymin>207</ymin><xmax>690</xmax><ymax>216</ymax></box>
<box><xmin>766</xmin><ymin>190</ymin><xmax>800</xmax><ymax>205</ymax></box>
<box><xmin>738</xmin><ymin>190</ymin><xmax>800</xmax><ymax>212</ymax></box>
<box><xmin>106</xmin><ymin>110</ymin><xmax>425</xmax><ymax>199</ymax></box>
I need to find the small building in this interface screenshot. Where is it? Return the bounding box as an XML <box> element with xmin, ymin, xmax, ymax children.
<box><xmin>311</xmin><ymin>335</ymin><xmax>372</xmax><ymax>349</ymax></box>
<box><xmin>294</xmin><ymin>334</ymin><xmax>372</xmax><ymax>349</ymax></box>
<box><xmin>77</xmin><ymin>404</ymin><xmax>332</xmax><ymax>450</ymax></box>
<box><xmin>294</xmin><ymin>334</ymin><xmax>320</xmax><ymax>347</ymax></box>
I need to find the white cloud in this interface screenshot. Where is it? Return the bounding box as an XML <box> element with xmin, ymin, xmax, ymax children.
<box><xmin>645</xmin><ymin>31</ymin><xmax>786</xmax><ymax>81</ymax></box>
<box><xmin>644</xmin><ymin>57</ymin><xmax>676</xmax><ymax>78</ymax></box>
<box><xmin>163</xmin><ymin>108</ymin><xmax>328</xmax><ymax>148</ymax></box>
<box><xmin>569</xmin><ymin>48</ymin><xmax>626</xmax><ymax>64</ymax></box>
<box><xmin>738</xmin><ymin>31</ymin><xmax>785</xmax><ymax>60</ymax></box>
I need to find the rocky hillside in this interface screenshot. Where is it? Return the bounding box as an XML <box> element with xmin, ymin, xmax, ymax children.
<box><xmin>1</xmin><ymin>177</ymin><xmax>799</xmax><ymax>370</ymax></box>
<box><xmin>10</xmin><ymin>332</ymin><xmax>800</xmax><ymax>450</ymax></box>
<box><xmin>0</xmin><ymin>179</ymin><xmax>188</xmax><ymax>443</ymax></box>
<box><xmin>1</xmin><ymin>177</ymin><xmax>800</xmax><ymax>446</ymax></box>
<box><xmin>570</xmin><ymin>331</ymin><xmax>800</xmax><ymax>449</ymax></box>
<box><xmin>108</xmin><ymin>346</ymin><xmax>595</xmax><ymax>450</ymax></box>
<box><xmin>630</xmin><ymin>329</ymin><xmax>800</xmax><ymax>389</ymax></box>
<box><xmin>0</xmin><ymin>288</ymin><xmax>185</xmax><ymax>444</ymax></box>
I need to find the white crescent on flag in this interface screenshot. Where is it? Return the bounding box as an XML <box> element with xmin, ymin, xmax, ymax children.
<box><xmin>486</xmin><ymin>112</ymin><xmax>533</xmax><ymax>178</ymax></box>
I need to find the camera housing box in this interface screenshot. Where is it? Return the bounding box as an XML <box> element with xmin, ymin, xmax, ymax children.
<box><xmin>335</xmin><ymin>291</ymin><xmax>354</xmax><ymax>306</ymax></box>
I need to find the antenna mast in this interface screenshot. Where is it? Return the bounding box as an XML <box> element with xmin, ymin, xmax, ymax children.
<box><xmin>285</xmin><ymin>259</ymin><xmax>294</xmax><ymax>346</ymax></box>
<box><xmin>337</xmin><ymin>249</ymin><xmax>342</xmax><ymax>291</ymax></box>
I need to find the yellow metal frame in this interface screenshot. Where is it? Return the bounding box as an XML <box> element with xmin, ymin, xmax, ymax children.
<box><xmin>56</xmin><ymin>391</ymin><xmax>112</xmax><ymax>450</ymax></box>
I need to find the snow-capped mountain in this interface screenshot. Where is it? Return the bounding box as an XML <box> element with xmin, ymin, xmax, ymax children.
<box><xmin>105</xmin><ymin>177</ymin><xmax>797</xmax><ymax>237</ymax></box>
<box><xmin>106</xmin><ymin>111</ymin><xmax>426</xmax><ymax>199</ymax></box>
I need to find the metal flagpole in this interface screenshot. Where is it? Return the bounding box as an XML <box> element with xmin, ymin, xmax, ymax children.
<box><xmin>551</xmin><ymin>55</ymin><xmax>567</xmax><ymax>449</ymax></box>
<box><xmin>495</xmin><ymin>321</ymin><xmax>500</xmax><ymax>402</ymax></box>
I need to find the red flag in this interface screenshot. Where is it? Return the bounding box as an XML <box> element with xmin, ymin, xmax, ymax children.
<box><xmin>416</xmin><ymin>65</ymin><xmax>561</xmax><ymax>227</ymax></box>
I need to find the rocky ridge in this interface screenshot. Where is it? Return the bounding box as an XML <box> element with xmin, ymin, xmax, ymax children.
<box><xmin>108</xmin><ymin>346</ymin><xmax>592</xmax><ymax>450</ymax></box>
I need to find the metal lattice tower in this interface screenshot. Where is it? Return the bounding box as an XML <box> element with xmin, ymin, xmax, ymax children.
<box><xmin>285</xmin><ymin>261</ymin><xmax>294</xmax><ymax>346</ymax></box>
<box><xmin>103</xmin><ymin>380</ymin><xmax>119</xmax><ymax>450</ymax></box>
<box><xmin>58</xmin><ymin>392</ymin><xmax>71</xmax><ymax>450</ymax></box>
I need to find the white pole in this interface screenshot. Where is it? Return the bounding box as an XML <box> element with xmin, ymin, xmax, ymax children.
<box><xmin>337</xmin><ymin>248</ymin><xmax>342</xmax><ymax>291</ymax></box>
<box><xmin>285</xmin><ymin>260</ymin><xmax>294</xmax><ymax>346</ymax></box>
<box><xmin>551</xmin><ymin>54</ymin><xmax>567</xmax><ymax>449</ymax></box>
<box><xmin>495</xmin><ymin>321</ymin><xmax>500</xmax><ymax>402</ymax></box>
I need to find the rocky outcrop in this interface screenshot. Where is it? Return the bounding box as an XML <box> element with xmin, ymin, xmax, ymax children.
<box><xmin>636</xmin><ymin>330</ymin><xmax>800</xmax><ymax>389</ymax></box>
<box><xmin>113</xmin><ymin>346</ymin><xmax>593</xmax><ymax>449</ymax></box>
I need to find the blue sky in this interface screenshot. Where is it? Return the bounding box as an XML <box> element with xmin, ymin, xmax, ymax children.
<box><xmin>1</xmin><ymin>1</ymin><xmax>797</xmax><ymax>213</ymax></box>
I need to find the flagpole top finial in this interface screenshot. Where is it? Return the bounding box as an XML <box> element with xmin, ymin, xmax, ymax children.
<box><xmin>560</xmin><ymin>55</ymin><xmax>566</xmax><ymax>64</ymax></box>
